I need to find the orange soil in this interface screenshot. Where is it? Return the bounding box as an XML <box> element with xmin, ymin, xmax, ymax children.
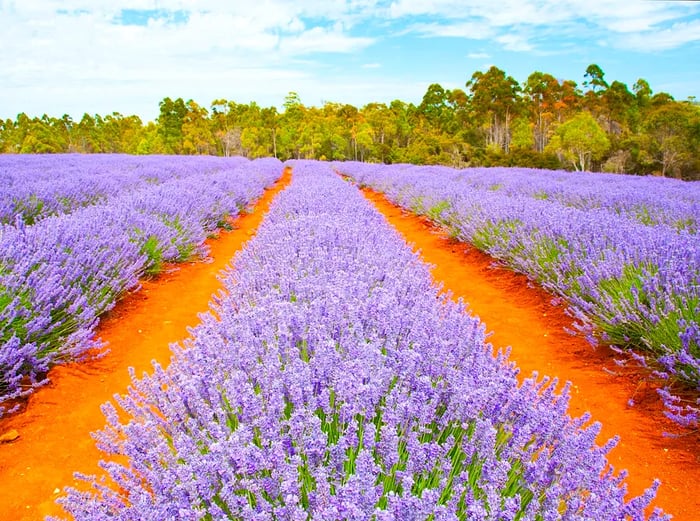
<box><xmin>362</xmin><ymin>188</ymin><xmax>700</xmax><ymax>521</ymax></box>
<box><xmin>0</xmin><ymin>168</ymin><xmax>291</xmax><ymax>521</ymax></box>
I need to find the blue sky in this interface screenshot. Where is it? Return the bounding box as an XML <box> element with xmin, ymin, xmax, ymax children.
<box><xmin>1</xmin><ymin>0</ymin><xmax>699</xmax><ymax>122</ymax></box>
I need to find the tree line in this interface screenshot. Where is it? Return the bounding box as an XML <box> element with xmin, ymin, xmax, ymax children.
<box><xmin>1</xmin><ymin>64</ymin><xmax>699</xmax><ymax>179</ymax></box>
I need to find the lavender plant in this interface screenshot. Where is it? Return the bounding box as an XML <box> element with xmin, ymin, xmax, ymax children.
<box><xmin>53</xmin><ymin>161</ymin><xmax>666</xmax><ymax>520</ymax></box>
<box><xmin>0</xmin><ymin>156</ymin><xmax>282</xmax><ymax>414</ymax></box>
<box><xmin>336</xmin><ymin>161</ymin><xmax>700</xmax><ymax>429</ymax></box>
<box><xmin>0</xmin><ymin>154</ymin><xmax>250</xmax><ymax>225</ymax></box>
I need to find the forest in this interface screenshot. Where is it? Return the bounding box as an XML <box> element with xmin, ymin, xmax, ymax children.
<box><xmin>1</xmin><ymin>64</ymin><xmax>699</xmax><ymax>180</ymax></box>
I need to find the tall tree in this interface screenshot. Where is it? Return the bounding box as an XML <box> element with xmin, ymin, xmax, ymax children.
<box><xmin>545</xmin><ymin>111</ymin><xmax>610</xmax><ymax>171</ymax></box>
<box><xmin>466</xmin><ymin>66</ymin><xmax>522</xmax><ymax>152</ymax></box>
<box><xmin>523</xmin><ymin>71</ymin><xmax>560</xmax><ymax>152</ymax></box>
<box><xmin>210</xmin><ymin>98</ymin><xmax>232</xmax><ymax>156</ymax></box>
<box><xmin>260</xmin><ymin>106</ymin><xmax>279</xmax><ymax>158</ymax></box>
<box><xmin>157</xmin><ymin>97</ymin><xmax>187</xmax><ymax>154</ymax></box>
<box><xmin>553</xmin><ymin>79</ymin><xmax>581</xmax><ymax>123</ymax></box>
<box><xmin>182</xmin><ymin>100</ymin><xmax>215</xmax><ymax>155</ymax></box>
<box><xmin>362</xmin><ymin>102</ymin><xmax>395</xmax><ymax>162</ymax></box>
<box><xmin>601</xmin><ymin>80</ymin><xmax>635</xmax><ymax>134</ymax></box>
<box><xmin>278</xmin><ymin>92</ymin><xmax>305</xmax><ymax>159</ymax></box>
<box><xmin>583</xmin><ymin>64</ymin><xmax>608</xmax><ymax>93</ymax></box>
<box><xmin>582</xmin><ymin>64</ymin><xmax>609</xmax><ymax>120</ymax></box>
<box><xmin>644</xmin><ymin>102</ymin><xmax>700</xmax><ymax>178</ymax></box>
<box><xmin>633</xmin><ymin>79</ymin><xmax>652</xmax><ymax>110</ymax></box>
<box><xmin>418</xmin><ymin>83</ymin><xmax>452</xmax><ymax>133</ymax></box>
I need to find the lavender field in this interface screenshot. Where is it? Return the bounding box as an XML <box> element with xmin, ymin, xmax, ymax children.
<box><xmin>0</xmin><ymin>155</ymin><xmax>282</xmax><ymax>413</ymax></box>
<box><xmin>53</xmin><ymin>160</ymin><xmax>666</xmax><ymax>520</ymax></box>
<box><xmin>0</xmin><ymin>154</ymin><xmax>249</xmax><ymax>225</ymax></box>
<box><xmin>336</xmin><ymin>161</ymin><xmax>700</xmax><ymax>429</ymax></box>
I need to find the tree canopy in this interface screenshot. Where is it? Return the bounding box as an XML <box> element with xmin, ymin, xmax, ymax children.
<box><xmin>1</xmin><ymin>64</ymin><xmax>698</xmax><ymax>179</ymax></box>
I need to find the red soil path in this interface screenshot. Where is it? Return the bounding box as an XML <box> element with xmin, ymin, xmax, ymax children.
<box><xmin>362</xmin><ymin>188</ymin><xmax>700</xmax><ymax>521</ymax></box>
<box><xmin>0</xmin><ymin>168</ymin><xmax>291</xmax><ymax>521</ymax></box>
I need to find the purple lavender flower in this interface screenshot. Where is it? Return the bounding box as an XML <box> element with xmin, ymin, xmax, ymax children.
<box><xmin>1</xmin><ymin>155</ymin><xmax>282</xmax><ymax>414</ymax></box>
<box><xmin>54</xmin><ymin>161</ymin><xmax>667</xmax><ymax>520</ymax></box>
<box><xmin>337</xmin><ymin>160</ymin><xmax>700</xmax><ymax>429</ymax></box>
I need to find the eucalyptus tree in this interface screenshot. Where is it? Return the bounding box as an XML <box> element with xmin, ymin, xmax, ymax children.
<box><xmin>361</xmin><ymin>102</ymin><xmax>395</xmax><ymax>162</ymax></box>
<box><xmin>583</xmin><ymin>64</ymin><xmax>608</xmax><ymax>93</ymax></box>
<box><xmin>466</xmin><ymin>66</ymin><xmax>522</xmax><ymax>152</ymax></box>
<box><xmin>545</xmin><ymin>111</ymin><xmax>610</xmax><ymax>171</ymax></box>
<box><xmin>418</xmin><ymin>83</ymin><xmax>451</xmax><ymax>133</ymax></box>
<box><xmin>644</xmin><ymin>101</ymin><xmax>700</xmax><ymax>178</ymax></box>
<box><xmin>278</xmin><ymin>92</ymin><xmax>306</xmax><ymax>160</ymax></box>
<box><xmin>157</xmin><ymin>97</ymin><xmax>187</xmax><ymax>154</ymax></box>
<box><xmin>601</xmin><ymin>80</ymin><xmax>635</xmax><ymax>135</ymax></box>
<box><xmin>182</xmin><ymin>100</ymin><xmax>215</xmax><ymax>155</ymax></box>
<box><xmin>523</xmin><ymin>71</ymin><xmax>561</xmax><ymax>152</ymax></box>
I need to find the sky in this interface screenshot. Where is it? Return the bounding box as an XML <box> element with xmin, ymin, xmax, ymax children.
<box><xmin>1</xmin><ymin>0</ymin><xmax>699</xmax><ymax>122</ymax></box>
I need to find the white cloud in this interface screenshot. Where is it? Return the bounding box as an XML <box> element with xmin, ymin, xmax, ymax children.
<box><xmin>388</xmin><ymin>0</ymin><xmax>570</xmax><ymax>25</ymax></box>
<box><xmin>281</xmin><ymin>26</ymin><xmax>374</xmax><ymax>55</ymax></box>
<box><xmin>407</xmin><ymin>21</ymin><xmax>494</xmax><ymax>39</ymax></box>
<box><xmin>1</xmin><ymin>0</ymin><xmax>699</xmax><ymax>119</ymax></box>
<box><xmin>388</xmin><ymin>0</ymin><xmax>444</xmax><ymax>18</ymax></box>
<box><xmin>616</xmin><ymin>19</ymin><xmax>700</xmax><ymax>52</ymax></box>
<box><xmin>386</xmin><ymin>0</ymin><xmax>700</xmax><ymax>52</ymax></box>
<box><xmin>561</xmin><ymin>0</ymin><xmax>692</xmax><ymax>32</ymax></box>
<box><xmin>496</xmin><ymin>33</ymin><xmax>532</xmax><ymax>52</ymax></box>
<box><xmin>0</xmin><ymin>1</ymin><xmax>384</xmax><ymax>119</ymax></box>
<box><xmin>0</xmin><ymin>2</ymin><xmax>376</xmax><ymax>86</ymax></box>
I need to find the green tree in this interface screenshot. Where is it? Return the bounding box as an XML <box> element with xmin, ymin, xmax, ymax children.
<box><xmin>446</xmin><ymin>88</ymin><xmax>472</xmax><ymax>138</ymax></box>
<box><xmin>633</xmin><ymin>79</ymin><xmax>652</xmax><ymax>110</ymax></box>
<box><xmin>509</xmin><ymin>117</ymin><xmax>535</xmax><ymax>150</ymax></box>
<box><xmin>335</xmin><ymin>103</ymin><xmax>361</xmax><ymax>161</ymax></box>
<box><xmin>136</xmin><ymin>122</ymin><xmax>166</xmax><ymax>154</ymax></box>
<box><xmin>260</xmin><ymin>106</ymin><xmax>279</xmax><ymax>158</ymax></box>
<box><xmin>545</xmin><ymin>111</ymin><xmax>609</xmax><ymax>171</ymax></box>
<box><xmin>362</xmin><ymin>102</ymin><xmax>395</xmax><ymax>162</ymax></box>
<box><xmin>583</xmin><ymin>64</ymin><xmax>608</xmax><ymax>93</ymax></box>
<box><xmin>466</xmin><ymin>66</ymin><xmax>522</xmax><ymax>152</ymax></box>
<box><xmin>2</xmin><ymin>113</ymin><xmax>31</xmax><ymax>152</ymax></box>
<box><xmin>278</xmin><ymin>92</ymin><xmax>305</xmax><ymax>159</ymax></box>
<box><xmin>18</xmin><ymin>115</ymin><xmax>67</xmax><ymax>153</ymax></box>
<box><xmin>71</xmin><ymin>114</ymin><xmax>100</xmax><ymax>152</ymax></box>
<box><xmin>418</xmin><ymin>83</ymin><xmax>454</xmax><ymax>133</ymax></box>
<box><xmin>582</xmin><ymin>64</ymin><xmax>609</xmax><ymax>121</ymax></box>
<box><xmin>601</xmin><ymin>80</ymin><xmax>635</xmax><ymax>134</ymax></box>
<box><xmin>210</xmin><ymin>98</ymin><xmax>231</xmax><ymax>155</ymax></box>
<box><xmin>523</xmin><ymin>71</ymin><xmax>560</xmax><ymax>152</ymax></box>
<box><xmin>644</xmin><ymin>102</ymin><xmax>700</xmax><ymax>178</ymax></box>
<box><xmin>157</xmin><ymin>97</ymin><xmax>187</xmax><ymax>154</ymax></box>
<box><xmin>182</xmin><ymin>100</ymin><xmax>215</xmax><ymax>155</ymax></box>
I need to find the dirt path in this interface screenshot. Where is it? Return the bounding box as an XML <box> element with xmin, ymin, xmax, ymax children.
<box><xmin>362</xmin><ymin>187</ymin><xmax>700</xmax><ymax>521</ymax></box>
<box><xmin>0</xmin><ymin>169</ymin><xmax>291</xmax><ymax>521</ymax></box>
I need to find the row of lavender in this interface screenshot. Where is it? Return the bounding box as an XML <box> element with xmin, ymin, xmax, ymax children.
<box><xmin>0</xmin><ymin>156</ymin><xmax>282</xmax><ymax>413</ymax></box>
<box><xmin>0</xmin><ymin>154</ymin><xmax>249</xmax><ymax>225</ymax></box>
<box><xmin>337</xmin><ymin>162</ymin><xmax>700</xmax><ymax>428</ymax></box>
<box><xmin>54</xmin><ymin>161</ymin><xmax>665</xmax><ymax>520</ymax></box>
<box><xmin>409</xmin><ymin>165</ymin><xmax>699</xmax><ymax>231</ymax></box>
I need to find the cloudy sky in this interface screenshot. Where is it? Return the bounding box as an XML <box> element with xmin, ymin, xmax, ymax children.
<box><xmin>1</xmin><ymin>0</ymin><xmax>699</xmax><ymax>122</ymax></box>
